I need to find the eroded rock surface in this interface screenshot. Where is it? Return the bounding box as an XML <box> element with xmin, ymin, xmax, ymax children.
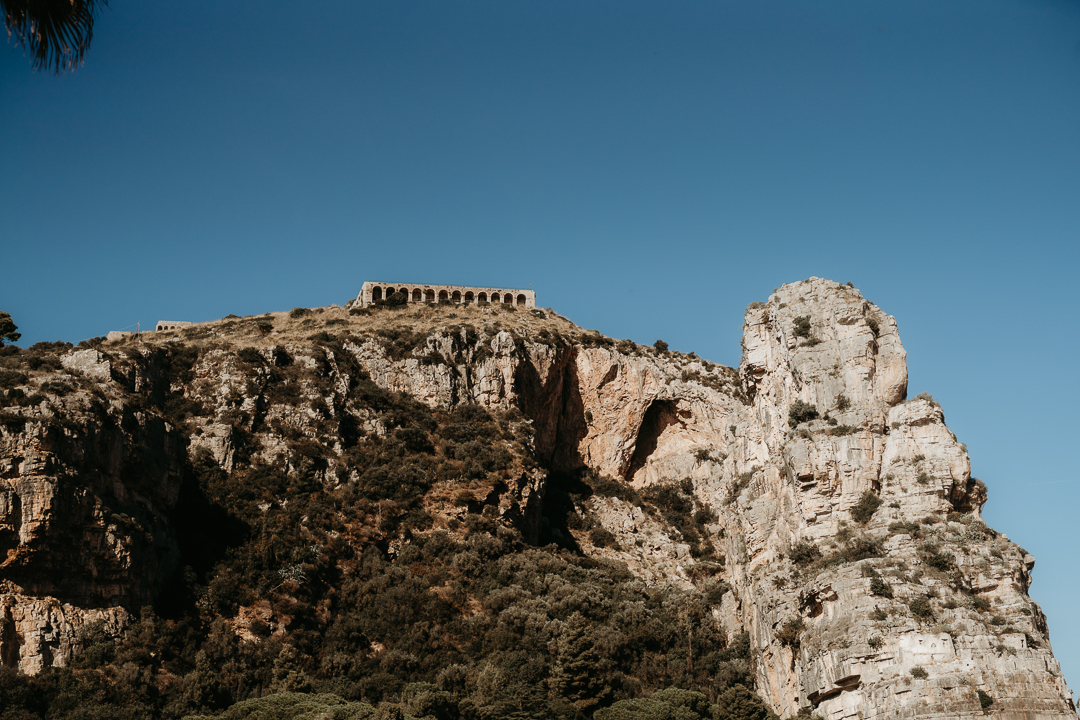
<box><xmin>0</xmin><ymin>279</ymin><xmax>1073</xmax><ymax>720</ymax></box>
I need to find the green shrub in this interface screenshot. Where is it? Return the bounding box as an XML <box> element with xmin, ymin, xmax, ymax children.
<box><xmin>789</xmin><ymin>539</ymin><xmax>821</xmax><ymax>567</ymax></box>
<box><xmin>868</xmin><ymin>636</ymin><xmax>883</xmax><ymax>650</ymax></box>
<box><xmin>653</xmin><ymin>340</ymin><xmax>669</xmax><ymax>353</ymax></box>
<box><xmin>793</xmin><ymin>316</ymin><xmax>811</xmax><ymax>338</ymax></box>
<box><xmin>909</xmin><ymin>596</ymin><xmax>933</xmax><ymax>619</ymax></box>
<box><xmin>977</xmin><ymin>690</ymin><xmax>993</xmax><ymax>710</ymax></box>
<box><xmin>917</xmin><ymin>472</ymin><xmax>930</xmax><ymax>485</ymax></box>
<box><xmin>0</xmin><ymin>311</ymin><xmax>20</xmax><ymax>346</ymax></box>
<box><xmin>870</xmin><ymin>577</ymin><xmax>893</xmax><ymax>599</ymax></box>
<box><xmin>910</xmin><ymin>666</ymin><xmax>928</xmax><ymax>679</ymax></box>
<box><xmin>834</xmin><ymin>393</ymin><xmax>851</xmax><ymax>412</ymax></box>
<box><xmin>850</xmin><ymin>491</ymin><xmax>882</xmax><ymax>525</ymax></box>
<box><xmin>866</xmin><ymin>318</ymin><xmax>880</xmax><ymax>337</ymax></box>
<box><xmin>289</xmin><ymin>307</ymin><xmax>311</xmax><ymax>319</ymax></box>
<box><xmin>835</xmin><ymin>535</ymin><xmax>884</xmax><ymax>563</ymax></box>
<box><xmin>375</xmin><ymin>328</ymin><xmax>430</xmax><ymax>361</ymax></box>
<box><xmin>923</xmin><ymin>546</ymin><xmax>955</xmax><ymax>572</ymax></box>
<box><xmin>185</xmin><ymin>692</ymin><xmax>374</xmax><ymax>720</ymax></box>
<box><xmin>788</xmin><ymin>400</ymin><xmax>819</xmax><ymax>427</ymax></box>
<box><xmin>776</xmin><ymin>617</ymin><xmax>805</xmax><ymax>647</ymax></box>
<box><xmin>237</xmin><ymin>347</ymin><xmax>264</xmax><ymax>365</ymax></box>
<box><xmin>713</xmin><ymin>684</ymin><xmax>775</xmax><ymax>720</ymax></box>
<box><xmin>0</xmin><ymin>368</ymin><xmax>28</xmax><ymax>387</ymax></box>
<box><xmin>589</xmin><ymin>526</ymin><xmax>618</xmax><ymax>549</ymax></box>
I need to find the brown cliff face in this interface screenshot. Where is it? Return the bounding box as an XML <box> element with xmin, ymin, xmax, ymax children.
<box><xmin>0</xmin><ymin>349</ymin><xmax>186</xmax><ymax>673</ymax></box>
<box><xmin>0</xmin><ymin>282</ymin><xmax>1073</xmax><ymax>720</ymax></box>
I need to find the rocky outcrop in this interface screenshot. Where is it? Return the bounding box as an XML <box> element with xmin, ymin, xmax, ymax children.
<box><xmin>0</xmin><ymin>279</ymin><xmax>1073</xmax><ymax>720</ymax></box>
<box><xmin>0</xmin><ymin>350</ymin><xmax>186</xmax><ymax>672</ymax></box>
<box><xmin>322</xmin><ymin>281</ymin><xmax>1074</xmax><ymax>719</ymax></box>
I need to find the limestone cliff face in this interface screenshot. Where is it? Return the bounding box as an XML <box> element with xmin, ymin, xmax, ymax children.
<box><xmin>0</xmin><ymin>280</ymin><xmax>1074</xmax><ymax>720</ymax></box>
<box><xmin>0</xmin><ymin>349</ymin><xmax>186</xmax><ymax>672</ymax></box>
<box><xmin>345</xmin><ymin>279</ymin><xmax>1072</xmax><ymax>720</ymax></box>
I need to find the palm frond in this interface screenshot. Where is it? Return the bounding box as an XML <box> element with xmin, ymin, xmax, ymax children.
<box><xmin>2</xmin><ymin>0</ymin><xmax>107</xmax><ymax>73</ymax></box>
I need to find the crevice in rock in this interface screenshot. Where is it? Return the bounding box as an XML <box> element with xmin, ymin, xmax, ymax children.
<box><xmin>0</xmin><ymin>491</ymin><xmax>21</xmax><ymax>562</ymax></box>
<box><xmin>597</xmin><ymin>363</ymin><xmax>619</xmax><ymax>389</ymax></box>
<box><xmin>0</xmin><ymin>605</ymin><xmax>19</xmax><ymax>668</ymax></box>
<box><xmin>624</xmin><ymin>400</ymin><xmax>680</xmax><ymax>482</ymax></box>
<box><xmin>514</xmin><ymin>346</ymin><xmax>583</xmax><ymax>471</ymax></box>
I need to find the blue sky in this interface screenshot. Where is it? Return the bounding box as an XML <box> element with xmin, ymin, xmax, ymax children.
<box><xmin>3</xmin><ymin>0</ymin><xmax>1080</xmax><ymax>690</ymax></box>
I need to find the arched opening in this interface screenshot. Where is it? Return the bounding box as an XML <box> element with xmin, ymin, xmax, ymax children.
<box><xmin>412</xmin><ymin>289</ymin><xmax>422</xmax><ymax>302</ymax></box>
<box><xmin>464</xmin><ymin>291</ymin><xmax>474</xmax><ymax>303</ymax></box>
<box><xmin>478</xmin><ymin>292</ymin><xmax>488</xmax><ymax>303</ymax></box>
<box><xmin>439</xmin><ymin>290</ymin><xmax>449</xmax><ymax>302</ymax></box>
<box><xmin>385</xmin><ymin>287</ymin><xmax>396</xmax><ymax>298</ymax></box>
<box><xmin>371</xmin><ymin>286</ymin><xmax>383</xmax><ymax>301</ymax></box>
<box><xmin>517</xmin><ymin>294</ymin><xmax>526</xmax><ymax>306</ymax></box>
<box><xmin>452</xmin><ymin>291</ymin><xmax>462</xmax><ymax>304</ymax></box>
<box><xmin>425</xmin><ymin>289</ymin><xmax>436</xmax><ymax>302</ymax></box>
<box><xmin>490</xmin><ymin>293</ymin><xmax>500</xmax><ymax>303</ymax></box>
<box><xmin>503</xmin><ymin>294</ymin><xmax>512</xmax><ymax>304</ymax></box>
<box><xmin>625</xmin><ymin>400</ymin><xmax>680</xmax><ymax>482</ymax></box>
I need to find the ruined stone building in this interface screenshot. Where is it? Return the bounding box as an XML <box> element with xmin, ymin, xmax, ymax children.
<box><xmin>356</xmin><ymin>282</ymin><xmax>535</xmax><ymax>308</ymax></box>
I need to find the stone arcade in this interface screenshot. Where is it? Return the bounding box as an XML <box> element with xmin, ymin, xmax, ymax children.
<box><xmin>356</xmin><ymin>282</ymin><xmax>535</xmax><ymax>308</ymax></box>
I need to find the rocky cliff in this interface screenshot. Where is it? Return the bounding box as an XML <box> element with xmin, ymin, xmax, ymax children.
<box><xmin>0</xmin><ymin>279</ymin><xmax>1073</xmax><ymax>720</ymax></box>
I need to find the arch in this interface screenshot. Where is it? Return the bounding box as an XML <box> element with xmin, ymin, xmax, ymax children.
<box><xmin>516</xmin><ymin>294</ymin><xmax>526</xmax><ymax>306</ymax></box>
<box><xmin>452</xmin><ymin>290</ymin><xmax>462</xmax><ymax>303</ymax></box>
<box><xmin>385</xmin><ymin>287</ymin><xmax>396</xmax><ymax>298</ymax></box>
<box><xmin>464</xmin><ymin>291</ymin><xmax>474</xmax><ymax>303</ymax></box>
<box><xmin>478</xmin><ymin>292</ymin><xmax>488</xmax><ymax>303</ymax></box>
<box><xmin>425</xmin><ymin>289</ymin><xmax>436</xmax><ymax>302</ymax></box>
<box><xmin>503</xmin><ymin>294</ymin><xmax>512</xmax><ymax>304</ymax></box>
<box><xmin>490</xmin><ymin>293</ymin><xmax>500</xmax><ymax>303</ymax></box>
<box><xmin>412</xmin><ymin>289</ymin><xmax>422</xmax><ymax>302</ymax></box>
<box><xmin>371</xmin><ymin>286</ymin><xmax>383</xmax><ymax>301</ymax></box>
<box><xmin>438</xmin><ymin>290</ymin><xmax>449</xmax><ymax>302</ymax></box>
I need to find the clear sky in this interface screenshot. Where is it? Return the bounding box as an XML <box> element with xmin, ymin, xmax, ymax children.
<box><xmin>3</xmin><ymin>0</ymin><xmax>1080</xmax><ymax>691</ymax></box>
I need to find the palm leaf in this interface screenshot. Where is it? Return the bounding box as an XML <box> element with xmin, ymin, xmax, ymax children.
<box><xmin>2</xmin><ymin>0</ymin><xmax>107</xmax><ymax>73</ymax></box>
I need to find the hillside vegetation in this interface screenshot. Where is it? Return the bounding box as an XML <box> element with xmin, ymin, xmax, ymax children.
<box><xmin>0</xmin><ymin>301</ymin><xmax>770</xmax><ymax>720</ymax></box>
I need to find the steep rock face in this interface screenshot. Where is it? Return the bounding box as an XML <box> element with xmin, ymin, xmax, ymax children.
<box><xmin>346</xmin><ymin>279</ymin><xmax>1073</xmax><ymax>720</ymax></box>
<box><xmin>0</xmin><ymin>349</ymin><xmax>186</xmax><ymax>672</ymax></box>
<box><xmin>0</xmin><ymin>280</ymin><xmax>1073</xmax><ymax>720</ymax></box>
<box><xmin>717</xmin><ymin>281</ymin><xmax>1069</xmax><ymax>720</ymax></box>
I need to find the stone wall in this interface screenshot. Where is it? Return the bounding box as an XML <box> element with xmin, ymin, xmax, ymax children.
<box><xmin>357</xmin><ymin>282</ymin><xmax>536</xmax><ymax>308</ymax></box>
<box><xmin>155</xmin><ymin>321</ymin><xmax>193</xmax><ymax>331</ymax></box>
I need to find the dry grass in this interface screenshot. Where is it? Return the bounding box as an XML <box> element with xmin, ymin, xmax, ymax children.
<box><xmin>105</xmin><ymin>301</ymin><xmax>601</xmax><ymax>351</ymax></box>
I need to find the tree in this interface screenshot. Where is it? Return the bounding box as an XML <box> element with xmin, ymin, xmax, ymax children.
<box><xmin>0</xmin><ymin>312</ymin><xmax>19</xmax><ymax>346</ymax></box>
<box><xmin>1</xmin><ymin>0</ymin><xmax>105</xmax><ymax>73</ymax></box>
<box><xmin>714</xmin><ymin>685</ymin><xmax>777</xmax><ymax>720</ymax></box>
<box><xmin>549</xmin><ymin>612</ymin><xmax>612</xmax><ymax>712</ymax></box>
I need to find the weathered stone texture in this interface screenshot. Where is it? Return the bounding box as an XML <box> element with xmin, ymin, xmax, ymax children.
<box><xmin>0</xmin><ymin>278</ymin><xmax>1073</xmax><ymax>720</ymax></box>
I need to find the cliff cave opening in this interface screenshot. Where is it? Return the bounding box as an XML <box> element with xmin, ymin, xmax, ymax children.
<box><xmin>624</xmin><ymin>399</ymin><xmax>681</xmax><ymax>482</ymax></box>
